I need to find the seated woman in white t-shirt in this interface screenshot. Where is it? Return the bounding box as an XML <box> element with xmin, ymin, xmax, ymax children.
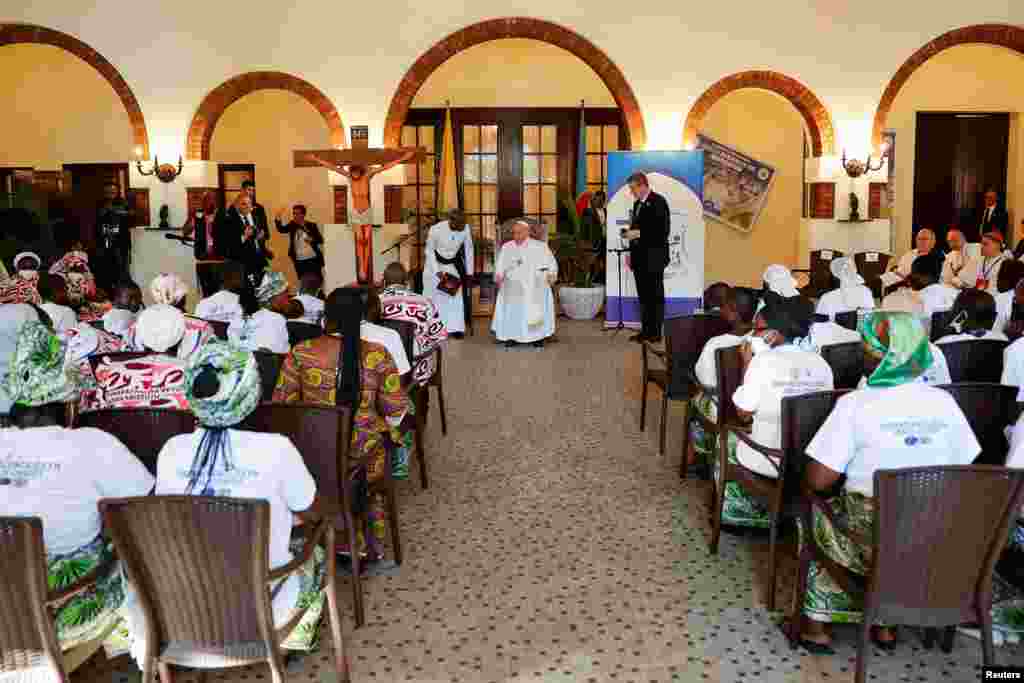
<box><xmin>122</xmin><ymin>341</ymin><xmax>324</xmax><ymax>663</ymax></box>
<box><xmin>815</xmin><ymin>256</ymin><xmax>875</xmax><ymax>321</ymax></box>
<box><xmin>193</xmin><ymin>261</ymin><xmax>245</xmax><ymax>326</ymax></box>
<box><xmin>934</xmin><ymin>288</ymin><xmax>1007</xmax><ymax>344</ymax></box>
<box><xmin>292</xmin><ymin>272</ymin><xmax>326</xmax><ymax>326</ymax></box>
<box><xmin>687</xmin><ymin>286</ymin><xmax>758</xmax><ymax>472</ymax></box>
<box><xmin>724</xmin><ymin>297</ymin><xmax>834</xmax><ymax>528</ymax></box>
<box><xmin>37</xmin><ymin>272</ymin><xmax>78</xmax><ymax>333</ymax></box>
<box><xmin>1</xmin><ymin>321</ymin><xmax>154</xmax><ymax>654</ymax></box>
<box><xmin>798</xmin><ymin>311</ymin><xmax>980</xmax><ymax>652</ymax></box>
<box><xmin>228</xmin><ymin>270</ymin><xmax>300</xmax><ymax>355</ymax></box>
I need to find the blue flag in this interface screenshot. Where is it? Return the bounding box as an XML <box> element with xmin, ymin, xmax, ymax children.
<box><xmin>575</xmin><ymin>103</ymin><xmax>587</xmax><ymax>199</ymax></box>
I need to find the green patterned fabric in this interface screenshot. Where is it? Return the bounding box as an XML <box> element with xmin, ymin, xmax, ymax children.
<box><xmin>49</xmin><ymin>535</ymin><xmax>126</xmax><ymax>650</ymax></box>
<box><xmin>860</xmin><ymin>311</ymin><xmax>933</xmax><ymax>388</ymax></box>
<box><xmin>256</xmin><ymin>270</ymin><xmax>288</xmax><ymax>305</ymax></box>
<box><xmin>692</xmin><ymin>392</ymin><xmax>771</xmax><ymax>529</ymax></box>
<box><xmin>185</xmin><ymin>340</ymin><xmax>261</xmax><ymax>427</ymax></box>
<box><xmin>798</xmin><ymin>491</ymin><xmax>878</xmax><ymax>623</ymax></box>
<box><xmin>6</xmin><ymin>321</ymin><xmax>77</xmax><ymax>407</ymax></box>
<box><xmin>279</xmin><ymin>540</ymin><xmax>327</xmax><ymax>652</ymax></box>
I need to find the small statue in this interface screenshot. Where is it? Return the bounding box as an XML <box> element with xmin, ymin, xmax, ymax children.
<box><xmin>159</xmin><ymin>204</ymin><xmax>170</xmax><ymax>229</ymax></box>
<box><xmin>848</xmin><ymin>192</ymin><xmax>860</xmax><ymax>221</ymax></box>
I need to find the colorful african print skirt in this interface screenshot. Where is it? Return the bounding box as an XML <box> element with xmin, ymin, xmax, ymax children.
<box><xmin>797</xmin><ymin>491</ymin><xmax>876</xmax><ymax>624</ymax></box>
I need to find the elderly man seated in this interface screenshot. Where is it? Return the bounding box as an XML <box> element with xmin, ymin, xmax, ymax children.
<box><xmin>881</xmin><ymin>228</ymin><xmax>937</xmax><ymax>291</ymax></box>
<box><xmin>492</xmin><ymin>219</ymin><xmax>558</xmax><ymax>348</ymax></box>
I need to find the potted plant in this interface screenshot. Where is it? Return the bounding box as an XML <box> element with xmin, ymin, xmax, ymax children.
<box><xmin>554</xmin><ymin>194</ymin><xmax>605</xmax><ymax>320</ymax></box>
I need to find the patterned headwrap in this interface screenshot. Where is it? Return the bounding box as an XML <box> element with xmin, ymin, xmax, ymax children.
<box><xmin>50</xmin><ymin>251</ymin><xmax>96</xmax><ymax>304</ymax></box>
<box><xmin>5</xmin><ymin>321</ymin><xmax>76</xmax><ymax>407</ymax></box>
<box><xmin>860</xmin><ymin>311</ymin><xmax>934</xmax><ymax>388</ymax></box>
<box><xmin>150</xmin><ymin>273</ymin><xmax>189</xmax><ymax>306</ymax></box>
<box><xmin>762</xmin><ymin>264</ymin><xmax>799</xmax><ymax>298</ymax></box>
<box><xmin>255</xmin><ymin>270</ymin><xmax>288</xmax><ymax>305</ymax></box>
<box><xmin>185</xmin><ymin>340</ymin><xmax>261</xmax><ymax>428</ymax></box>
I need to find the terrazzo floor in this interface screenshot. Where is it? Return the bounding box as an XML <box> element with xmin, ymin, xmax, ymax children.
<box><xmin>74</xmin><ymin>320</ymin><xmax>1024</xmax><ymax>683</ymax></box>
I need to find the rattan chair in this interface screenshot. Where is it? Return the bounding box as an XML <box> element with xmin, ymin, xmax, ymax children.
<box><xmin>789</xmin><ymin>466</ymin><xmax>1024</xmax><ymax>683</ymax></box>
<box><xmin>641</xmin><ymin>314</ymin><xmax>731</xmax><ymax>462</ymax></box>
<box><xmin>76</xmin><ymin>408</ymin><xmax>196</xmax><ymax>474</ymax></box>
<box><xmin>286</xmin><ymin>321</ymin><xmax>323</xmax><ymax>346</ymax></box>
<box><xmin>100</xmin><ymin>496</ymin><xmax>349</xmax><ymax>683</ymax></box>
<box><xmin>820</xmin><ymin>341</ymin><xmax>864</xmax><ymax>390</ymax></box>
<box><xmin>854</xmin><ymin>251</ymin><xmax>891</xmax><ymax>300</ymax></box>
<box><xmin>938</xmin><ymin>383</ymin><xmax>1019</xmax><ymax>465</ymax></box>
<box><xmin>937</xmin><ymin>339</ymin><xmax>1008</xmax><ymax>383</ymax></box>
<box><xmin>253</xmin><ymin>351</ymin><xmax>286</xmax><ymax>401</ymax></box>
<box><xmin>801</xmin><ymin>250</ymin><xmax>843</xmax><ymax>299</ymax></box>
<box><xmin>236</xmin><ymin>403</ymin><xmax>377</xmax><ymax>628</ymax></box>
<box><xmin>0</xmin><ymin>517</ymin><xmax>117</xmax><ymax>681</ymax></box>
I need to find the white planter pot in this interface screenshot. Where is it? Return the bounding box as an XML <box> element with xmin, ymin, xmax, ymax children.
<box><xmin>559</xmin><ymin>286</ymin><xmax>605</xmax><ymax>320</ymax></box>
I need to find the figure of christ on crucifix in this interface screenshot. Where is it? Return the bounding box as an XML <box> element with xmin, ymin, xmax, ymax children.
<box><xmin>295</xmin><ymin>134</ymin><xmax>424</xmax><ymax>284</ymax></box>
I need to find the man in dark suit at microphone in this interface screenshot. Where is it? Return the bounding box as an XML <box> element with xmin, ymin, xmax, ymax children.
<box><xmin>623</xmin><ymin>172</ymin><xmax>671</xmax><ymax>343</ymax></box>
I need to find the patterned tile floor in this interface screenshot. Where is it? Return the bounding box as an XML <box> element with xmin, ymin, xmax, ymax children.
<box><xmin>75</xmin><ymin>320</ymin><xmax>1024</xmax><ymax>683</ymax></box>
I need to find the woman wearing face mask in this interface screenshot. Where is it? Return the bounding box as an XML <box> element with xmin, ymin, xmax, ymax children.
<box><xmin>815</xmin><ymin>257</ymin><xmax>874</xmax><ymax>321</ymax></box>
<box><xmin>934</xmin><ymin>289</ymin><xmax>1006</xmax><ymax>343</ymax></box>
<box><xmin>961</xmin><ymin>231</ymin><xmax>1007</xmax><ymax>294</ymax></box>
<box><xmin>717</xmin><ymin>298</ymin><xmax>834</xmax><ymax>528</ymax></box>
<box><xmin>0</xmin><ymin>252</ymin><xmax>43</xmax><ymax>305</ymax></box>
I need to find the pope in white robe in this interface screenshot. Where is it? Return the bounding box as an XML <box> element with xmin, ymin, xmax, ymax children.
<box><xmin>423</xmin><ymin>210</ymin><xmax>474</xmax><ymax>336</ymax></box>
<box><xmin>492</xmin><ymin>221</ymin><xmax>558</xmax><ymax>345</ymax></box>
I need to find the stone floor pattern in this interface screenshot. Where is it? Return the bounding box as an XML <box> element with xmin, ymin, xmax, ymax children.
<box><xmin>74</xmin><ymin>321</ymin><xmax>1024</xmax><ymax>683</ymax></box>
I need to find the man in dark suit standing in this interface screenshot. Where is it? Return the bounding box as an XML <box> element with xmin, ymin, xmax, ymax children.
<box><xmin>623</xmin><ymin>172</ymin><xmax>670</xmax><ymax>343</ymax></box>
<box><xmin>217</xmin><ymin>194</ymin><xmax>269</xmax><ymax>288</ymax></box>
<box><xmin>974</xmin><ymin>188</ymin><xmax>1008</xmax><ymax>242</ymax></box>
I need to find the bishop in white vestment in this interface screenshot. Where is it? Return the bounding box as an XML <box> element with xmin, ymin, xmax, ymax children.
<box><xmin>423</xmin><ymin>209</ymin><xmax>474</xmax><ymax>336</ymax></box>
<box><xmin>492</xmin><ymin>221</ymin><xmax>558</xmax><ymax>345</ymax></box>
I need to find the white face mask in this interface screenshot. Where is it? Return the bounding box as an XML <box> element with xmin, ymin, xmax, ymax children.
<box><xmin>18</xmin><ymin>270</ymin><xmax>38</xmax><ymax>281</ymax></box>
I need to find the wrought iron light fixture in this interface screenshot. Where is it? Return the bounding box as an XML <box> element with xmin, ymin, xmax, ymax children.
<box><xmin>134</xmin><ymin>147</ymin><xmax>183</xmax><ymax>183</ymax></box>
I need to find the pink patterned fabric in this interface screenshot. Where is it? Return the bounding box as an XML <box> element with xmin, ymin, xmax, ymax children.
<box><xmin>81</xmin><ymin>354</ymin><xmax>189</xmax><ymax>412</ymax></box>
<box><xmin>379</xmin><ymin>285</ymin><xmax>448</xmax><ymax>385</ymax></box>
<box><xmin>0</xmin><ymin>276</ymin><xmax>41</xmax><ymax>305</ymax></box>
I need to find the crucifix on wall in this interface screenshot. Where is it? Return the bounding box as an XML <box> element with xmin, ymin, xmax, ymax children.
<box><xmin>295</xmin><ymin>126</ymin><xmax>425</xmax><ymax>284</ymax></box>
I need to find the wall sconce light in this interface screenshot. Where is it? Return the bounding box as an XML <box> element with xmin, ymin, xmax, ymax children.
<box><xmin>135</xmin><ymin>147</ymin><xmax>183</xmax><ymax>183</ymax></box>
<box><xmin>841</xmin><ymin>143</ymin><xmax>889</xmax><ymax>179</ymax></box>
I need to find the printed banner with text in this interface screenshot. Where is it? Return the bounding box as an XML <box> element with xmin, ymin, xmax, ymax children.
<box><xmin>696</xmin><ymin>134</ymin><xmax>775</xmax><ymax>233</ymax></box>
<box><xmin>605</xmin><ymin>151</ymin><xmax>705</xmax><ymax>328</ymax></box>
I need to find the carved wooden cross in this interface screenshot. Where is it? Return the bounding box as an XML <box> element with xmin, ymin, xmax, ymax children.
<box><xmin>295</xmin><ymin>126</ymin><xmax>425</xmax><ymax>284</ymax></box>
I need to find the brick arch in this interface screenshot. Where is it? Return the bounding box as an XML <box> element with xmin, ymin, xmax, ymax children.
<box><xmin>872</xmin><ymin>24</ymin><xmax>1024</xmax><ymax>150</ymax></box>
<box><xmin>0</xmin><ymin>22</ymin><xmax>150</xmax><ymax>157</ymax></box>
<box><xmin>186</xmin><ymin>71</ymin><xmax>345</xmax><ymax>160</ymax></box>
<box><xmin>683</xmin><ymin>70</ymin><xmax>836</xmax><ymax>157</ymax></box>
<box><xmin>383</xmin><ymin>17</ymin><xmax>645</xmax><ymax>149</ymax></box>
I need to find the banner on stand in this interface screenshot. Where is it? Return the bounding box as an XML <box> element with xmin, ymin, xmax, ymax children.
<box><xmin>605</xmin><ymin>151</ymin><xmax>705</xmax><ymax>328</ymax></box>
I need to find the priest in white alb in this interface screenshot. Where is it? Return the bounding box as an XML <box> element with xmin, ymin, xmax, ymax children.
<box><xmin>424</xmin><ymin>208</ymin><xmax>474</xmax><ymax>338</ymax></box>
<box><xmin>492</xmin><ymin>220</ymin><xmax>558</xmax><ymax>348</ymax></box>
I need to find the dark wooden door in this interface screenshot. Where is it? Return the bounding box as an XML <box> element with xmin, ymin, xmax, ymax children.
<box><xmin>912</xmin><ymin>113</ymin><xmax>1009</xmax><ymax>247</ymax></box>
<box><xmin>63</xmin><ymin>163</ymin><xmax>128</xmax><ymax>250</ymax></box>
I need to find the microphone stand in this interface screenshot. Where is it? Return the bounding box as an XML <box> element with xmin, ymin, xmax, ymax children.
<box><xmin>606</xmin><ymin>242</ymin><xmax>630</xmax><ymax>335</ymax></box>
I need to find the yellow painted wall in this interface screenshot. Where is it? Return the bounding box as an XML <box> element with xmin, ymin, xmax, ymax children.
<box><xmin>413</xmin><ymin>39</ymin><xmax>616</xmax><ymax>108</ymax></box>
<box><xmin>699</xmin><ymin>89</ymin><xmax>806</xmax><ymax>287</ymax></box>
<box><xmin>209</xmin><ymin>90</ymin><xmax>332</xmax><ymax>283</ymax></box>
<box><xmin>0</xmin><ymin>43</ymin><xmax>134</xmax><ymax>167</ymax></box>
<box><xmin>887</xmin><ymin>44</ymin><xmax>1024</xmax><ymax>253</ymax></box>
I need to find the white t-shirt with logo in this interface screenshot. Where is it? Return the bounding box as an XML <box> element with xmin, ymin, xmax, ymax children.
<box><xmin>195</xmin><ymin>290</ymin><xmax>243</xmax><ymax>325</ymax></box>
<box><xmin>810</xmin><ymin>321</ymin><xmax>861</xmax><ymax>349</ymax></box>
<box><xmin>694</xmin><ymin>333</ymin><xmax>744</xmax><ymax>390</ymax></box>
<box><xmin>1002</xmin><ymin>338</ymin><xmax>1024</xmax><ymax>401</ymax></box>
<box><xmin>732</xmin><ymin>346</ymin><xmax>834</xmax><ymax>477</ymax></box>
<box><xmin>229</xmin><ymin>309</ymin><xmax>290</xmax><ymax>354</ymax></box>
<box><xmin>0</xmin><ymin>426</ymin><xmax>154</xmax><ymax>555</ymax></box>
<box><xmin>807</xmin><ymin>384</ymin><xmax>980</xmax><ymax>496</ymax></box>
<box><xmin>815</xmin><ymin>286</ymin><xmax>875</xmax><ymax>321</ymax></box>
<box><xmin>156</xmin><ymin>428</ymin><xmax>316</xmax><ymax>624</ymax></box>
<box><xmin>918</xmin><ymin>284</ymin><xmax>959</xmax><ymax>319</ymax></box>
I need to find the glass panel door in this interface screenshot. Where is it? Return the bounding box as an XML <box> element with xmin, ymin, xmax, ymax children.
<box><xmin>463</xmin><ymin>124</ymin><xmax>499</xmax><ymax>273</ymax></box>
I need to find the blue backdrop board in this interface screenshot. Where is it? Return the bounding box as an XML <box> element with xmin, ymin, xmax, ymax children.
<box><xmin>605</xmin><ymin>151</ymin><xmax>706</xmax><ymax>328</ymax></box>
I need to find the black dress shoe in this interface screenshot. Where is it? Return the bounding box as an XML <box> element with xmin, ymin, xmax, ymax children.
<box><xmin>504</xmin><ymin>340</ymin><xmax>516</xmax><ymax>348</ymax></box>
<box><xmin>532</xmin><ymin>339</ymin><xmax>545</xmax><ymax>348</ymax></box>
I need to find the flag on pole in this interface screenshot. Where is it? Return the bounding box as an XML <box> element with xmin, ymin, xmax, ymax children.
<box><xmin>438</xmin><ymin>102</ymin><xmax>458</xmax><ymax>214</ymax></box>
<box><xmin>575</xmin><ymin>100</ymin><xmax>588</xmax><ymax>199</ymax></box>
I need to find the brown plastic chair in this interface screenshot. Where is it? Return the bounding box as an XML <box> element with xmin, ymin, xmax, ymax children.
<box><xmin>929</xmin><ymin>310</ymin><xmax>956</xmax><ymax>342</ymax></box>
<box><xmin>286</xmin><ymin>321</ymin><xmax>323</xmax><ymax>346</ymax></box>
<box><xmin>641</xmin><ymin>313</ymin><xmax>731</xmax><ymax>461</ymax></box>
<box><xmin>75</xmin><ymin>408</ymin><xmax>196</xmax><ymax>474</ymax></box>
<box><xmin>834</xmin><ymin>311</ymin><xmax>858</xmax><ymax>331</ymax></box>
<box><xmin>938</xmin><ymin>383</ymin><xmax>1019</xmax><ymax>465</ymax></box>
<box><xmin>100</xmin><ymin>496</ymin><xmax>349</xmax><ymax>683</ymax></box>
<box><xmin>253</xmin><ymin>351</ymin><xmax>286</xmax><ymax>401</ymax></box>
<box><xmin>427</xmin><ymin>346</ymin><xmax>448</xmax><ymax>436</ymax></box>
<box><xmin>236</xmin><ymin>403</ymin><xmax>378</xmax><ymax>628</ymax></box>
<box><xmin>206</xmin><ymin>319</ymin><xmax>229</xmax><ymax>340</ymax></box>
<box><xmin>854</xmin><ymin>251</ymin><xmax>891</xmax><ymax>300</ymax></box>
<box><xmin>937</xmin><ymin>339</ymin><xmax>1008</xmax><ymax>383</ymax></box>
<box><xmin>820</xmin><ymin>341</ymin><xmax>864</xmax><ymax>390</ymax></box>
<box><xmin>0</xmin><ymin>516</ymin><xmax>116</xmax><ymax>681</ymax></box>
<box><xmin>802</xmin><ymin>250</ymin><xmax>843</xmax><ymax>299</ymax></box>
<box><xmin>789</xmin><ymin>466</ymin><xmax>1024</xmax><ymax>683</ymax></box>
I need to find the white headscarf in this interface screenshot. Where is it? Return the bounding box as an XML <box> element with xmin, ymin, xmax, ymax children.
<box><xmin>135</xmin><ymin>304</ymin><xmax>186</xmax><ymax>353</ymax></box>
<box><xmin>830</xmin><ymin>256</ymin><xmax>864</xmax><ymax>288</ymax></box>
<box><xmin>150</xmin><ymin>273</ymin><xmax>189</xmax><ymax>307</ymax></box>
<box><xmin>102</xmin><ymin>308</ymin><xmax>137</xmax><ymax>339</ymax></box>
<box><xmin>762</xmin><ymin>264</ymin><xmax>799</xmax><ymax>298</ymax></box>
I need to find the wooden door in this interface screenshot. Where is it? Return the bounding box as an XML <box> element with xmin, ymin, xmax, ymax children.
<box><xmin>63</xmin><ymin>163</ymin><xmax>128</xmax><ymax>249</ymax></box>
<box><xmin>218</xmin><ymin>164</ymin><xmax>255</xmax><ymax>209</ymax></box>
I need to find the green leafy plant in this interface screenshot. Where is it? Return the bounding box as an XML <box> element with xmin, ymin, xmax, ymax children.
<box><xmin>553</xmin><ymin>194</ymin><xmax>598</xmax><ymax>288</ymax></box>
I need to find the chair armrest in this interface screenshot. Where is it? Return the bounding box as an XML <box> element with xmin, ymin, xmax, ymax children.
<box><xmin>643</xmin><ymin>341</ymin><xmax>668</xmax><ymax>362</ymax></box>
<box><xmin>268</xmin><ymin>519</ymin><xmax>329</xmax><ymax>582</ymax></box>
<box><xmin>727</xmin><ymin>427</ymin><xmax>783</xmax><ymax>476</ymax></box>
<box><xmin>47</xmin><ymin>548</ymin><xmax>117</xmax><ymax>608</ymax></box>
<box><xmin>802</xmin><ymin>486</ymin><xmax>870</xmax><ymax>548</ymax></box>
